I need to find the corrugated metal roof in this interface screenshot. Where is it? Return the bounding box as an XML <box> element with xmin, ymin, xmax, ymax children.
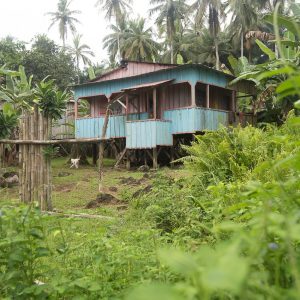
<box><xmin>121</xmin><ymin>79</ymin><xmax>174</xmax><ymax>92</ymax></box>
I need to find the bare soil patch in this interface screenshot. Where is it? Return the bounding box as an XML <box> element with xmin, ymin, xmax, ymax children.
<box><xmin>85</xmin><ymin>193</ymin><xmax>123</xmax><ymax>209</ymax></box>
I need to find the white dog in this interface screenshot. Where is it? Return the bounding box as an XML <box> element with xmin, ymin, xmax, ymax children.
<box><xmin>70</xmin><ymin>157</ymin><xmax>80</xmax><ymax>169</ymax></box>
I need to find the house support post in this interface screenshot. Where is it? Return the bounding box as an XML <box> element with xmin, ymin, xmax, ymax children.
<box><xmin>153</xmin><ymin>88</ymin><xmax>157</xmax><ymax>119</ymax></box>
<box><xmin>125</xmin><ymin>94</ymin><xmax>129</xmax><ymax>120</ymax></box>
<box><xmin>170</xmin><ymin>146</ymin><xmax>175</xmax><ymax>168</ymax></box>
<box><xmin>126</xmin><ymin>150</ymin><xmax>131</xmax><ymax>170</ymax></box>
<box><xmin>75</xmin><ymin>100</ymin><xmax>78</xmax><ymax>119</ymax></box>
<box><xmin>206</xmin><ymin>84</ymin><xmax>210</xmax><ymax>108</ymax></box>
<box><xmin>231</xmin><ymin>90</ymin><xmax>237</xmax><ymax>125</ymax></box>
<box><xmin>92</xmin><ymin>143</ymin><xmax>98</xmax><ymax>166</ymax></box>
<box><xmin>191</xmin><ymin>83</ymin><xmax>196</xmax><ymax>107</ymax></box>
<box><xmin>153</xmin><ymin>147</ymin><xmax>158</xmax><ymax>169</ymax></box>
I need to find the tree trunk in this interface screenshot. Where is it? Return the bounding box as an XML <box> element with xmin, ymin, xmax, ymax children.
<box><xmin>77</xmin><ymin>58</ymin><xmax>80</xmax><ymax>84</ymax></box>
<box><xmin>170</xmin><ymin>40</ymin><xmax>174</xmax><ymax>64</ymax></box>
<box><xmin>215</xmin><ymin>41</ymin><xmax>220</xmax><ymax>70</ymax></box>
<box><xmin>241</xmin><ymin>32</ymin><xmax>244</xmax><ymax>58</ymax></box>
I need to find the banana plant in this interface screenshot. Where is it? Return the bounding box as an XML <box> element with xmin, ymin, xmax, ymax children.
<box><xmin>0</xmin><ymin>102</ymin><xmax>18</xmax><ymax>139</ymax></box>
<box><xmin>0</xmin><ymin>65</ymin><xmax>34</xmax><ymax>110</ymax></box>
<box><xmin>231</xmin><ymin>3</ymin><xmax>300</xmax><ymax>121</ymax></box>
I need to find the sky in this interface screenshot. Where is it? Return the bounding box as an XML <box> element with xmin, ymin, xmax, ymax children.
<box><xmin>0</xmin><ymin>0</ymin><xmax>151</xmax><ymax>64</ymax></box>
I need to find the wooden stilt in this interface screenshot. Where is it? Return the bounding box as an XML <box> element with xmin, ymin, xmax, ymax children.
<box><xmin>153</xmin><ymin>147</ymin><xmax>158</xmax><ymax>169</ymax></box>
<box><xmin>126</xmin><ymin>150</ymin><xmax>131</xmax><ymax>170</ymax></box>
<box><xmin>170</xmin><ymin>146</ymin><xmax>174</xmax><ymax>168</ymax></box>
<box><xmin>92</xmin><ymin>144</ymin><xmax>98</xmax><ymax>166</ymax></box>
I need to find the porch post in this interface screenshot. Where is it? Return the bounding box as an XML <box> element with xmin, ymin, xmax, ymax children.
<box><xmin>125</xmin><ymin>94</ymin><xmax>129</xmax><ymax>120</ymax></box>
<box><xmin>153</xmin><ymin>88</ymin><xmax>157</xmax><ymax>119</ymax></box>
<box><xmin>231</xmin><ymin>90</ymin><xmax>236</xmax><ymax>112</ymax></box>
<box><xmin>206</xmin><ymin>85</ymin><xmax>210</xmax><ymax>108</ymax></box>
<box><xmin>191</xmin><ymin>83</ymin><xmax>196</xmax><ymax>107</ymax></box>
<box><xmin>74</xmin><ymin>100</ymin><xmax>78</xmax><ymax>119</ymax></box>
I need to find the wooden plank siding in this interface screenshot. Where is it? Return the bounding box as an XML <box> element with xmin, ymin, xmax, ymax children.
<box><xmin>126</xmin><ymin>120</ymin><xmax>172</xmax><ymax>149</ymax></box>
<box><xmin>163</xmin><ymin>107</ymin><xmax>229</xmax><ymax>134</ymax></box>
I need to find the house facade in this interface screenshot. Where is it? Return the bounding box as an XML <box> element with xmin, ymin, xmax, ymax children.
<box><xmin>73</xmin><ymin>61</ymin><xmax>255</xmax><ymax>168</ymax></box>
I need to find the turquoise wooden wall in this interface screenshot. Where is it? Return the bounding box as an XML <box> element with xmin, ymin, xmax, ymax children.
<box><xmin>75</xmin><ymin>113</ymin><xmax>149</xmax><ymax>139</ymax></box>
<box><xmin>163</xmin><ymin>107</ymin><xmax>229</xmax><ymax>133</ymax></box>
<box><xmin>75</xmin><ymin>108</ymin><xmax>228</xmax><ymax>148</ymax></box>
<box><xmin>126</xmin><ymin>120</ymin><xmax>172</xmax><ymax>149</ymax></box>
<box><xmin>74</xmin><ymin>65</ymin><xmax>236</xmax><ymax>101</ymax></box>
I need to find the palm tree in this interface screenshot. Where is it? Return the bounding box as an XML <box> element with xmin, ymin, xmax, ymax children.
<box><xmin>47</xmin><ymin>0</ymin><xmax>81</xmax><ymax>48</ymax></box>
<box><xmin>196</xmin><ymin>28</ymin><xmax>233</xmax><ymax>68</ymax></box>
<box><xmin>103</xmin><ymin>22</ymin><xmax>128</xmax><ymax>62</ymax></box>
<box><xmin>150</xmin><ymin>0</ymin><xmax>188</xmax><ymax>64</ymax></box>
<box><xmin>191</xmin><ymin>0</ymin><xmax>224</xmax><ymax>70</ymax></box>
<box><xmin>95</xmin><ymin>0</ymin><xmax>132</xmax><ymax>25</ymax></box>
<box><xmin>123</xmin><ymin>18</ymin><xmax>161</xmax><ymax>61</ymax></box>
<box><xmin>69</xmin><ymin>34</ymin><xmax>95</xmax><ymax>84</ymax></box>
<box><xmin>227</xmin><ymin>0</ymin><xmax>261</xmax><ymax>59</ymax></box>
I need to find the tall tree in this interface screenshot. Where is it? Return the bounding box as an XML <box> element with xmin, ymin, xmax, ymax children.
<box><xmin>191</xmin><ymin>0</ymin><xmax>224</xmax><ymax>70</ymax></box>
<box><xmin>69</xmin><ymin>34</ymin><xmax>94</xmax><ymax>83</ymax></box>
<box><xmin>123</xmin><ymin>18</ymin><xmax>161</xmax><ymax>61</ymax></box>
<box><xmin>150</xmin><ymin>0</ymin><xmax>188</xmax><ymax>64</ymax></box>
<box><xmin>227</xmin><ymin>0</ymin><xmax>260</xmax><ymax>59</ymax></box>
<box><xmin>96</xmin><ymin>0</ymin><xmax>132</xmax><ymax>62</ymax></box>
<box><xmin>0</xmin><ymin>37</ymin><xmax>25</xmax><ymax>70</ymax></box>
<box><xmin>95</xmin><ymin>0</ymin><xmax>132</xmax><ymax>25</ymax></box>
<box><xmin>47</xmin><ymin>0</ymin><xmax>81</xmax><ymax>48</ymax></box>
<box><xmin>22</xmin><ymin>35</ymin><xmax>76</xmax><ymax>90</ymax></box>
<box><xmin>103</xmin><ymin>22</ymin><xmax>128</xmax><ymax>62</ymax></box>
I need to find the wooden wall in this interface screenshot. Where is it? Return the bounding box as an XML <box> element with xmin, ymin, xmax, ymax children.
<box><xmin>88</xmin><ymin>96</ymin><xmax>108</xmax><ymax>117</ymax></box>
<box><xmin>157</xmin><ymin>82</ymin><xmax>191</xmax><ymax>118</ymax></box>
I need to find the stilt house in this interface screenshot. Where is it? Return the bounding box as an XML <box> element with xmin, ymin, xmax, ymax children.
<box><xmin>73</xmin><ymin>61</ymin><xmax>255</xmax><ymax>168</ymax></box>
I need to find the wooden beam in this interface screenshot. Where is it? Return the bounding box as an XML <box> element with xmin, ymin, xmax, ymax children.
<box><xmin>153</xmin><ymin>88</ymin><xmax>157</xmax><ymax>119</ymax></box>
<box><xmin>206</xmin><ymin>84</ymin><xmax>210</xmax><ymax>108</ymax></box>
<box><xmin>114</xmin><ymin>148</ymin><xmax>127</xmax><ymax>168</ymax></box>
<box><xmin>191</xmin><ymin>83</ymin><xmax>196</xmax><ymax>107</ymax></box>
<box><xmin>0</xmin><ymin>138</ymin><xmax>108</xmax><ymax>145</ymax></box>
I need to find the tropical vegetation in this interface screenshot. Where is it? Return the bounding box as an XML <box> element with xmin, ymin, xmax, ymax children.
<box><xmin>1</xmin><ymin>0</ymin><xmax>300</xmax><ymax>299</ymax></box>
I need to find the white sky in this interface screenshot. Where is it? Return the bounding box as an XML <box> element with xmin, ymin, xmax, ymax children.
<box><xmin>0</xmin><ymin>0</ymin><xmax>151</xmax><ymax>64</ymax></box>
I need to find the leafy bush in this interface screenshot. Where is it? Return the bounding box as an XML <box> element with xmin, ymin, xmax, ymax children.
<box><xmin>128</xmin><ymin>114</ymin><xmax>300</xmax><ymax>299</ymax></box>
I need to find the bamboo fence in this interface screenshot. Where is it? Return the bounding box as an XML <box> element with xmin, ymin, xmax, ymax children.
<box><xmin>18</xmin><ymin>106</ymin><xmax>52</xmax><ymax>211</ymax></box>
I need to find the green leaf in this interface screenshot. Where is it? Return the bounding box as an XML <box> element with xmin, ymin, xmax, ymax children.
<box><xmin>125</xmin><ymin>284</ymin><xmax>185</xmax><ymax>300</ymax></box>
<box><xmin>264</xmin><ymin>14</ymin><xmax>300</xmax><ymax>38</ymax></box>
<box><xmin>256</xmin><ymin>40</ymin><xmax>276</xmax><ymax>60</ymax></box>
<box><xmin>255</xmin><ymin>66</ymin><xmax>293</xmax><ymax>81</ymax></box>
<box><xmin>159</xmin><ymin>249</ymin><xmax>198</xmax><ymax>277</ymax></box>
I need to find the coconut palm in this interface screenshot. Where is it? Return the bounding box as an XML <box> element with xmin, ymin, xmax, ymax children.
<box><xmin>103</xmin><ymin>22</ymin><xmax>129</xmax><ymax>62</ymax></box>
<box><xmin>95</xmin><ymin>0</ymin><xmax>132</xmax><ymax>26</ymax></box>
<box><xmin>190</xmin><ymin>0</ymin><xmax>224</xmax><ymax>70</ymax></box>
<box><xmin>227</xmin><ymin>0</ymin><xmax>261</xmax><ymax>59</ymax></box>
<box><xmin>47</xmin><ymin>0</ymin><xmax>81</xmax><ymax>48</ymax></box>
<box><xmin>69</xmin><ymin>34</ymin><xmax>94</xmax><ymax>83</ymax></box>
<box><xmin>150</xmin><ymin>0</ymin><xmax>188</xmax><ymax>64</ymax></box>
<box><xmin>123</xmin><ymin>18</ymin><xmax>161</xmax><ymax>61</ymax></box>
<box><xmin>196</xmin><ymin>28</ymin><xmax>233</xmax><ymax>68</ymax></box>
